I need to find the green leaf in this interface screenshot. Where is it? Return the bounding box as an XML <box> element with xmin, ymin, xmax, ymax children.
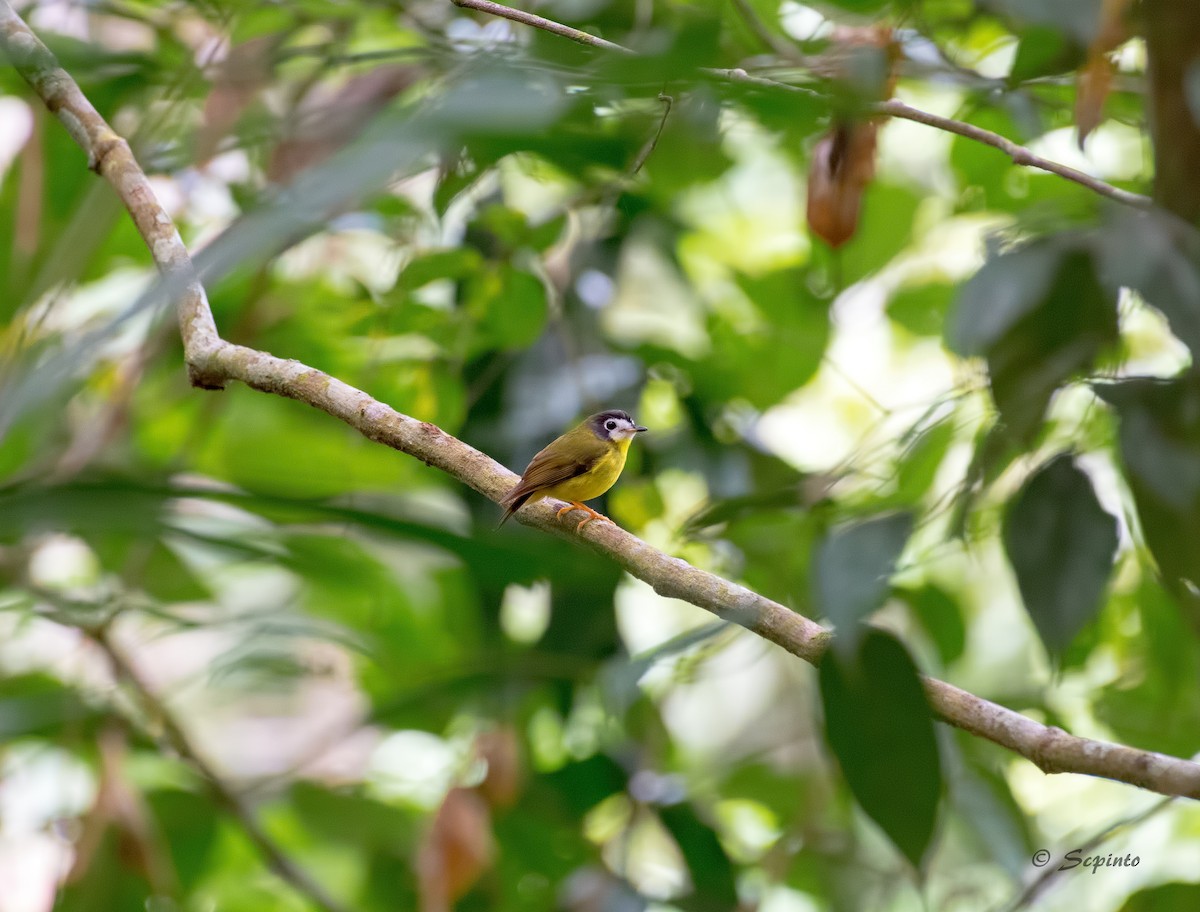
<box><xmin>145</xmin><ymin>789</ymin><xmax>219</xmax><ymax>893</ymax></box>
<box><xmin>52</xmin><ymin>831</ymin><xmax>154</xmax><ymax>912</ymax></box>
<box><xmin>194</xmin><ymin>388</ymin><xmax>414</xmax><ymax>496</ymax></box>
<box><xmin>1097</xmin><ymin>209</ymin><xmax>1200</xmax><ymax>357</ymax></box>
<box><xmin>836</xmin><ymin>183</ymin><xmax>923</xmax><ymax>286</ymax></box>
<box><xmin>542</xmin><ymin>754</ymin><xmax>628</xmax><ymax>816</ymax></box>
<box><xmin>949</xmin><ymin>758</ymin><xmax>1033</xmax><ymax>880</ymax></box>
<box><xmin>947</xmin><ymin>240</ymin><xmax>1066</xmax><ymax>356</ymax></box>
<box><xmin>898</xmin><ymin>584</ymin><xmax>966</xmax><ymax>666</ymax></box>
<box><xmin>720</xmin><ymin>762</ymin><xmax>805</xmax><ymax>823</ymax></box>
<box><xmin>1121</xmin><ymin>883</ymin><xmax>1200</xmax><ymax>912</ymax></box>
<box><xmin>396</xmin><ymin>248</ymin><xmax>483</xmax><ymax>291</ymax></box>
<box><xmin>0</xmin><ymin>673</ymin><xmax>103</xmax><ymax>740</ymax></box>
<box><xmin>0</xmin><ymin>477</ymin><xmax>168</xmax><ymax>541</ymax></box>
<box><xmin>896</xmin><ymin>417</ymin><xmax>956</xmax><ymax>503</ymax></box>
<box><xmin>950</xmin><ymin>106</ymin><xmax>1025</xmax><ymax>208</ymax></box>
<box><xmin>291</xmin><ymin>782</ymin><xmax>418</xmax><ymax>851</ymax></box>
<box><xmin>819</xmin><ymin>629</ymin><xmax>941</xmax><ymax>868</ymax></box>
<box><xmin>469</xmin><ymin>204</ymin><xmax>565</xmax><ymax>254</ymax></box>
<box><xmin>1010</xmin><ymin>25</ymin><xmax>1084</xmax><ymax>82</ymax></box>
<box><xmin>1096</xmin><ymin>579</ymin><xmax>1200</xmax><ymax>757</ymax></box>
<box><xmin>697</xmin><ymin>269</ymin><xmax>830</xmax><ymax>408</ymax></box>
<box><xmin>1002</xmin><ymin>454</ymin><xmax>1118</xmax><ymax>658</ymax></box>
<box><xmin>950</xmin><ymin>238</ymin><xmax>1118</xmax><ymax>441</ymax></box>
<box><xmin>987</xmin><ymin>0</ymin><xmax>1103</xmax><ymax>47</ymax></box>
<box><xmin>659</xmin><ymin>803</ymin><xmax>739</xmax><ymax>912</ymax></box>
<box><xmin>481</xmin><ymin>265</ymin><xmax>548</xmax><ymax>350</ymax></box>
<box><xmin>137</xmin><ymin>541</ymin><xmax>211</xmax><ymax>602</ymax></box>
<box><xmin>813</xmin><ymin>512</ymin><xmax>914</xmax><ymax>653</ymax></box>
<box><xmin>725</xmin><ymin>509</ymin><xmax>822</xmax><ymax>609</ymax></box>
<box><xmin>886</xmin><ymin>281</ymin><xmax>956</xmax><ymax>337</ymax></box>
<box><xmin>1095</xmin><ymin>377</ymin><xmax>1200</xmax><ymax>611</ymax></box>
<box><xmin>641</xmin><ymin>93</ymin><xmax>731</xmax><ymax>199</ymax></box>
<box><xmin>821</xmin><ymin>0</ymin><xmax>894</xmax><ymax>15</ymax></box>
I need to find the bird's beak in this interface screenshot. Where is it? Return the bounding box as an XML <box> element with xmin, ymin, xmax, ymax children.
<box><xmin>634</xmin><ymin>425</ymin><xmax>648</xmax><ymax>433</ymax></box>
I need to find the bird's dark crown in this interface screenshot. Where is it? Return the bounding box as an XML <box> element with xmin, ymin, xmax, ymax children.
<box><xmin>591</xmin><ymin>409</ymin><xmax>633</xmax><ymax>425</ymax></box>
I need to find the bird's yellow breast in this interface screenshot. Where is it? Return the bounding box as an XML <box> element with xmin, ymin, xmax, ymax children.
<box><xmin>541</xmin><ymin>436</ymin><xmax>631</xmax><ymax>504</ymax></box>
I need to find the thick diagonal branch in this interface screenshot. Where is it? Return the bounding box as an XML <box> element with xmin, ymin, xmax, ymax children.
<box><xmin>0</xmin><ymin>0</ymin><xmax>223</xmax><ymax>386</ymax></box>
<box><xmin>4</xmin><ymin>0</ymin><xmax>1199</xmax><ymax>801</ymax></box>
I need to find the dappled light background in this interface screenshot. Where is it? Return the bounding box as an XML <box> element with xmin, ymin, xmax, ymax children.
<box><xmin>2</xmin><ymin>1</ymin><xmax>1200</xmax><ymax>911</ymax></box>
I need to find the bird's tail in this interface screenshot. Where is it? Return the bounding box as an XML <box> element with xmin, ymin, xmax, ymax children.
<box><xmin>496</xmin><ymin>490</ymin><xmax>530</xmax><ymax>528</ymax></box>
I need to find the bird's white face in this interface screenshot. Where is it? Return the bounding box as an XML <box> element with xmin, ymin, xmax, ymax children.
<box><xmin>591</xmin><ymin>411</ymin><xmax>648</xmax><ymax>442</ymax></box>
<box><xmin>605</xmin><ymin>415</ymin><xmax>639</xmax><ymax>440</ymax></box>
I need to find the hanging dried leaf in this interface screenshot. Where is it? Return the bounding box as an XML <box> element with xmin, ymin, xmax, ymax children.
<box><xmin>1076</xmin><ymin>52</ymin><xmax>1114</xmax><ymax>149</ymax></box>
<box><xmin>1076</xmin><ymin>0</ymin><xmax>1131</xmax><ymax>148</ymax></box>
<box><xmin>805</xmin><ymin>25</ymin><xmax>898</xmax><ymax>248</ymax></box>
<box><xmin>416</xmin><ymin>787</ymin><xmax>495</xmax><ymax>912</ymax></box>
<box><xmin>1094</xmin><ymin>0</ymin><xmax>1132</xmax><ymax>53</ymax></box>
<box><xmin>807</xmin><ymin>121</ymin><xmax>879</xmax><ymax>248</ymax></box>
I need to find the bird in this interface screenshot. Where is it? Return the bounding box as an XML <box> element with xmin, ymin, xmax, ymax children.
<box><xmin>499</xmin><ymin>409</ymin><xmax>648</xmax><ymax>531</ymax></box>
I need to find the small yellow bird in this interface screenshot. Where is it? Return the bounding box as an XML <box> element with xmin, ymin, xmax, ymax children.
<box><xmin>499</xmin><ymin>410</ymin><xmax>648</xmax><ymax>530</ymax></box>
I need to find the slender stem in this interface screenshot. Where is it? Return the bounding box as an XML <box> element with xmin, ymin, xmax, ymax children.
<box><xmin>450</xmin><ymin>0</ymin><xmax>1152</xmax><ymax>208</ymax></box>
<box><xmin>92</xmin><ymin>627</ymin><xmax>351</xmax><ymax>912</ymax></box>
<box><xmin>3</xmin><ymin>0</ymin><xmax>1195</xmax><ymax>801</ymax></box>
<box><xmin>451</xmin><ymin>0</ymin><xmax>632</xmax><ymax>53</ymax></box>
<box><xmin>1002</xmin><ymin>795</ymin><xmax>1176</xmax><ymax>912</ymax></box>
<box><xmin>877</xmin><ymin>98</ymin><xmax>1151</xmax><ymax>209</ymax></box>
<box><xmin>628</xmin><ymin>93</ymin><xmax>673</xmax><ymax>177</ymax></box>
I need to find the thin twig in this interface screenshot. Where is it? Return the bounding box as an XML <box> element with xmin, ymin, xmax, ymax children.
<box><xmin>876</xmin><ymin>98</ymin><xmax>1152</xmax><ymax>208</ymax></box>
<box><xmin>628</xmin><ymin>92</ymin><xmax>673</xmax><ymax>177</ymax></box>
<box><xmin>449</xmin><ymin>0</ymin><xmax>1151</xmax><ymax>208</ymax></box>
<box><xmin>91</xmin><ymin>626</ymin><xmax>351</xmax><ymax>912</ymax></box>
<box><xmin>1002</xmin><ymin>795</ymin><xmax>1176</xmax><ymax>912</ymax></box>
<box><xmin>451</xmin><ymin>0</ymin><xmax>633</xmax><ymax>53</ymax></box>
<box><xmin>4</xmin><ymin>0</ymin><xmax>1198</xmax><ymax>801</ymax></box>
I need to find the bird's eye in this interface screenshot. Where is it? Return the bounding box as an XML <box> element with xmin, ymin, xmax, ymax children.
<box><xmin>605</xmin><ymin>419</ymin><xmax>617</xmax><ymax>431</ymax></box>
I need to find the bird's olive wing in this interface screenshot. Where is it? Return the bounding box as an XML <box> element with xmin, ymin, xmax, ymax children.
<box><xmin>506</xmin><ymin>447</ymin><xmax>599</xmax><ymax>502</ymax></box>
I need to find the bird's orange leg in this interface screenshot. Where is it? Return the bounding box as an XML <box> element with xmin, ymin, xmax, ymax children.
<box><xmin>555</xmin><ymin>501</ymin><xmax>610</xmax><ymax>532</ymax></box>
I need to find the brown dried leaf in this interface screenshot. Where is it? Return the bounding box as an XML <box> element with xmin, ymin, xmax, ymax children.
<box><xmin>416</xmin><ymin>787</ymin><xmax>494</xmax><ymax>912</ymax></box>
<box><xmin>1094</xmin><ymin>0</ymin><xmax>1132</xmax><ymax>53</ymax></box>
<box><xmin>806</xmin><ymin>121</ymin><xmax>879</xmax><ymax>248</ymax></box>
<box><xmin>1076</xmin><ymin>52</ymin><xmax>1114</xmax><ymax>149</ymax></box>
<box><xmin>66</xmin><ymin>728</ymin><xmax>175</xmax><ymax>893</ymax></box>
<box><xmin>1075</xmin><ymin>0</ymin><xmax>1131</xmax><ymax>148</ymax></box>
<box><xmin>267</xmin><ymin>65</ymin><xmax>420</xmax><ymax>185</ymax></box>
<box><xmin>475</xmin><ymin>728</ymin><xmax>522</xmax><ymax>809</ymax></box>
<box><xmin>804</xmin><ymin>25</ymin><xmax>895</xmax><ymax>247</ymax></box>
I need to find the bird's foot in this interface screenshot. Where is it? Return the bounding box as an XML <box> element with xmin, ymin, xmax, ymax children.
<box><xmin>555</xmin><ymin>501</ymin><xmax>610</xmax><ymax>532</ymax></box>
